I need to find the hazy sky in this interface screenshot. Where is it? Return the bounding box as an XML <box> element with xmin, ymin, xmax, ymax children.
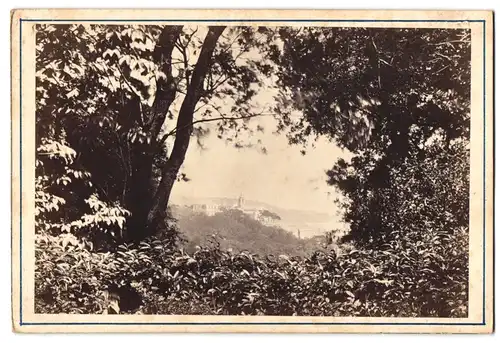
<box><xmin>163</xmin><ymin>26</ymin><xmax>349</xmax><ymax>215</ymax></box>
<box><xmin>170</xmin><ymin>116</ymin><xmax>348</xmax><ymax>214</ymax></box>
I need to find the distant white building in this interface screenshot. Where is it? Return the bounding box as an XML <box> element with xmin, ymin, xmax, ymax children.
<box><xmin>190</xmin><ymin>194</ymin><xmax>280</xmax><ymax>226</ymax></box>
<box><xmin>191</xmin><ymin>203</ymin><xmax>220</xmax><ymax>216</ymax></box>
<box><xmin>234</xmin><ymin>195</ymin><xmax>279</xmax><ymax>226</ymax></box>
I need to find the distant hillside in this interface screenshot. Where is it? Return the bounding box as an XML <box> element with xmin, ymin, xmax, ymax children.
<box><xmin>171</xmin><ymin>207</ymin><xmax>329</xmax><ymax>257</ymax></box>
<box><xmin>170</xmin><ymin>196</ymin><xmax>348</xmax><ymax>238</ymax></box>
<box><xmin>172</xmin><ymin>196</ymin><xmax>332</xmax><ymax>221</ymax></box>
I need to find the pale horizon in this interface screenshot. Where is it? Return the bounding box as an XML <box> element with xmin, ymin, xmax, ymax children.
<box><xmin>160</xmin><ymin>26</ymin><xmax>349</xmax><ymax>217</ymax></box>
<box><xmin>169</xmin><ymin>116</ymin><xmax>350</xmax><ymax>216</ymax></box>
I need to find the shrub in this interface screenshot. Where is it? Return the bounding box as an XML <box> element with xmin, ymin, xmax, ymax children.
<box><xmin>35</xmin><ymin>229</ymin><xmax>467</xmax><ymax>317</ymax></box>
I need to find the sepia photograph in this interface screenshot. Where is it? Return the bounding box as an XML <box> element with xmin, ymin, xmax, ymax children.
<box><xmin>11</xmin><ymin>9</ymin><xmax>493</xmax><ymax>334</ymax></box>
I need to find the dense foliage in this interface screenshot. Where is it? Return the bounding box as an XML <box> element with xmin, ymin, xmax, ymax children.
<box><xmin>35</xmin><ymin>24</ymin><xmax>470</xmax><ymax>317</ymax></box>
<box><xmin>267</xmin><ymin>27</ymin><xmax>470</xmax><ymax>246</ymax></box>
<box><xmin>36</xmin><ymin>24</ymin><xmax>273</xmax><ymax>241</ymax></box>
<box><xmin>36</xmin><ymin>231</ymin><xmax>466</xmax><ymax>317</ymax></box>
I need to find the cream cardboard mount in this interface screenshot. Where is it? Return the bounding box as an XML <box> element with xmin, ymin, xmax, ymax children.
<box><xmin>11</xmin><ymin>9</ymin><xmax>494</xmax><ymax>334</ymax></box>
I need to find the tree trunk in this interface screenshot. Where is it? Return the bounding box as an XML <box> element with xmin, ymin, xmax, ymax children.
<box><xmin>146</xmin><ymin>26</ymin><xmax>226</xmax><ymax>231</ymax></box>
<box><xmin>125</xmin><ymin>147</ymin><xmax>155</xmax><ymax>241</ymax></box>
<box><xmin>126</xmin><ymin>26</ymin><xmax>183</xmax><ymax>241</ymax></box>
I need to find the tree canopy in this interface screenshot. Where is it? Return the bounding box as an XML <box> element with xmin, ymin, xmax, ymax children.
<box><xmin>36</xmin><ymin>24</ymin><xmax>470</xmax><ymax>247</ymax></box>
<box><xmin>266</xmin><ymin>27</ymin><xmax>470</xmax><ymax>245</ymax></box>
<box><xmin>36</xmin><ymin>24</ymin><xmax>276</xmax><ymax>242</ymax></box>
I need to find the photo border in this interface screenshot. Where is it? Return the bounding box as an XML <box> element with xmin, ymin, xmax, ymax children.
<box><xmin>11</xmin><ymin>12</ymin><xmax>494</xmax><ymax>333</ymax></box>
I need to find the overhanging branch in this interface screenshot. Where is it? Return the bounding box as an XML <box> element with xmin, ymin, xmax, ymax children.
<box><xmin>157</xmin><ymin>112</ymin><xmax>269</xmax><ymax>147</ymax></box>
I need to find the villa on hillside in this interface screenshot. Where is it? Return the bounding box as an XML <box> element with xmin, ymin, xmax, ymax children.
<box><xmin>191</xmin><ymin>203</ymin><xmax>220</xmax><ymax>216</ymax></box>
<box><xmin>190</xmin><ymin>195</ymin><xmax>281</xmax><ymax>226</ymax></box>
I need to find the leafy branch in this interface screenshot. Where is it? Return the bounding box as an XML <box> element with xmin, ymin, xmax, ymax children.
<box><xmin>157</xmin><ymin>112</ymin><xmax>268</xmax><ymax>147</ymax></box>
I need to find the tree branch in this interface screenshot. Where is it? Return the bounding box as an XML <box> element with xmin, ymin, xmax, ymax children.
<box><xmin>147</xmin><ymin>25</ymin><xmax>184</xmax><ymax>136</ymax></box>
<box><xmin>147</xmin><ymin>25</ymin><xmax>226</xmax><ymax>226</ymax></box>
<box><xmin>157</xmin><ymin>112</ymin><xmax>268</xmax><ymax>147</ymax></box>
<box><xmin>177</xmin><ymin>41</ymin><xmax>191</xmax><ymax>89</ymax></box>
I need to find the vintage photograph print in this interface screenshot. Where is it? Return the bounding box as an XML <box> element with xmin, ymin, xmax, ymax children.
<box><xmin>11</xmin><ymin>9</ymin><xmax>493</xmax><ymax>333</ymax></box>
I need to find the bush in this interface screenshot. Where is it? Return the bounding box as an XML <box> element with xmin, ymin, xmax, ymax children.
<box><xmin>332</xmin><ymin>140</ymin><xmax>469</xmax><ymax>249</ymax></box>
<box><xmin>35</xmin><ymin>227</ymin><xmax>467</xmax><ymax>317</ymax></box>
